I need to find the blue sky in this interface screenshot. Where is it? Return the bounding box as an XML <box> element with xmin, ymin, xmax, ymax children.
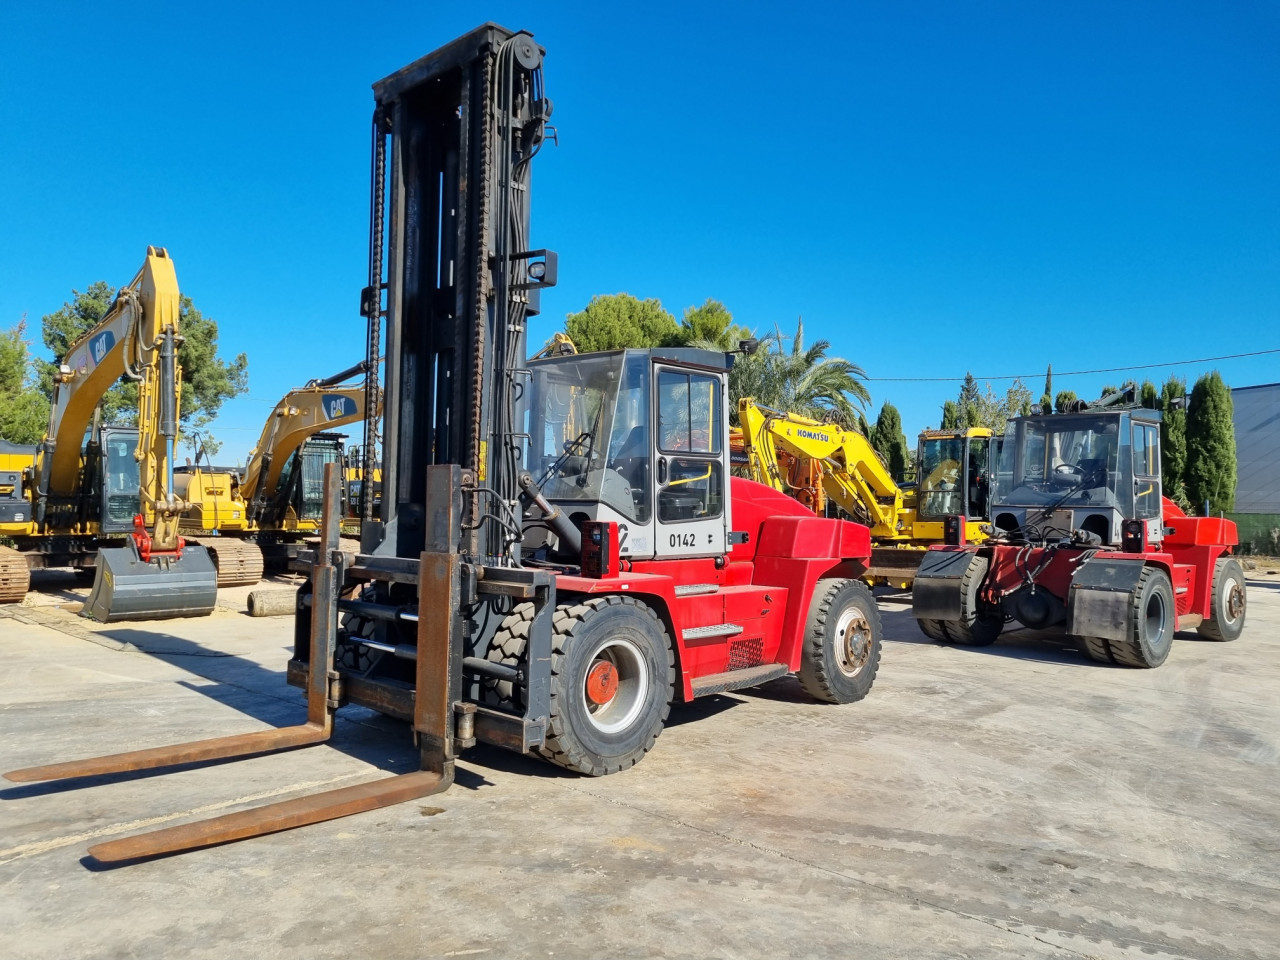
<box><xmin>2</xmin><ymin>2</ymin><xmax>1277</xmax><ymax>462</ymax></box>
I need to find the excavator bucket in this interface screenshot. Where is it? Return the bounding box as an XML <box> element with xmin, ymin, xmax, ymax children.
<box><xmin>82</xmin><ymin>541</ymin><xmax>218</xmax><ymax>622</ymax></box>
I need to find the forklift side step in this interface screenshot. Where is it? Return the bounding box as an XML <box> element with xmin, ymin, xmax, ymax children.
<box><xmin>690</xmin><ymin>663</ymin><xmax>789</xmax><ymax>697</ymax></box>
<box><xmin>4</xmin><ymin>722</ymin><xmax>329</xmax><ymax>784</ymax></box>
<box><xmin>88</xmin><ymin>768</ymin><xmax>450</xmax><ymax>863</ymax></box>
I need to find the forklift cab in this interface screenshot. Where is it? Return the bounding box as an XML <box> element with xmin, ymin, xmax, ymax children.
<box><xmin>526</xmin><ymin>348</ymin><xmax>732</xmax><ymax>560</ymax></box>
<box><xmin>992</xmin><ymin>409</ymin><xmax>1162</xmax><ymax>546</ymax></box>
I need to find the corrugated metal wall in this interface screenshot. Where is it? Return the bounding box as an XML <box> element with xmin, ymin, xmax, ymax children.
<box><xmin>1232</xmin><ymin>383</ymin><xmax>1280</xmax><ymax>514</ymax></box>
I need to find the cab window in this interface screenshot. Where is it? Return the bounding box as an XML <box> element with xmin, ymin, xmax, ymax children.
<box><xmin>658</xmin><ymin>371</ymin><xmax>721</xmax><ymax>455</ymax></box>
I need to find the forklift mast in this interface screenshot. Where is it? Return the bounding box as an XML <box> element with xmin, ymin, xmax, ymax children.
<box><xmin>363</xmin><ymin>23</ymin><xmax>556</xmax><ymax>565</ymax></box>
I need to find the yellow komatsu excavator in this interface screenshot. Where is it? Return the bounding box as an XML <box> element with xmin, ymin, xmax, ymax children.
<box><xmin>175</xmin><ymin>366</ymin><xmax>380</xmax><ymax>583</ymax></box>
<box><xmin>735</xmin><ymin>399</ymin><xmax>995</xmax><ymax>586</ymax></box>
<box><xmin>0</xmin><ymin>247</ymin><xmax>217</xmax><ymax>619</ymax></box>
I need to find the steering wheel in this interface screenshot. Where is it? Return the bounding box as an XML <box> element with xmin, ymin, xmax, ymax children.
<box><xmin>1050</xmin><ymin>462</ymin><xmax>1084</xmax><ymax>487</ymax></box>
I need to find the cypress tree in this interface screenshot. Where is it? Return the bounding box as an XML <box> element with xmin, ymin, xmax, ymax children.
<box><xmin>1184</xmin><ymin>371</ymin><xmax>1236</xmax><ymax>514</ymax></box>
<box><xmin>1140</xmin><ymin>380</ymin><xmax>1159</xmax><ymax>410</ymax></box>
<box><xmin>958</xmin><ymin>373</ymin><xmax>980</xmax><ymax>425</ymax></box>
<box><xmin>871</xmin><ymin>402</ymin><xmax>910</xmax><ymax>483</ymax></box>
<box><xmin>1054</xmin><ymin>390</ymin><xmax>1078</xmax><ymax>413</ymax></box>
<box><xmin>940</xmin><ymin>399</ymin><xmax>960</xmax><ymax>430</ymax></box>
<box><xmin>1160</xmin><ymin>376</ymin><xmax>1188</xmax><ymax>506</ymax></box>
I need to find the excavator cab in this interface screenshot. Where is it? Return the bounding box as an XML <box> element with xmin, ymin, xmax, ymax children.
<box><xmin>269</xmin><ymin>433</ymin><xmax>348</xmax><ymax>528</ymax></box>
<box><xmin>99</xmin><ymin>426</ymin><xmax>144</xmax><ymax>533</ymax></box>
<box><xmin>525</xmin><ymin>348</ymin><xmax>731</xmax><ymax>561</ymax></box>
<box><xmin>916</xmin><ymin>429</ymin><xmax>996</xmax><ymax>524</ymax></box>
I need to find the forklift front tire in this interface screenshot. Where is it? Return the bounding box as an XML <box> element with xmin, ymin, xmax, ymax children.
<box><xmin>540</xmin><ymin>596</ymin><xmax>674</xmax><ymax>776</ymax></box>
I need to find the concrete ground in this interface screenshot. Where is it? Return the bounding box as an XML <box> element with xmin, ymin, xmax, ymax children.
<box><xmin>1</xmin><ymin>569</ymin><xmax>1278</xmax><ymax>960</ymax></box>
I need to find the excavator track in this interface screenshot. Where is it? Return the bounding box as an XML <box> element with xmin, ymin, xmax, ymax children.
<box><xmin>0</xmin><ymin>546</ymin><xmax>30</xmax><ymax>604</ymax></box>
<box><xmin>188</xmin><ymin>537</ymin><xmax>264</xmax><ymax>587</ymax></box>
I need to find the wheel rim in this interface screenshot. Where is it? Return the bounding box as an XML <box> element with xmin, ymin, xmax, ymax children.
<box><xmin>834</xmin><ymin>606</ymin><xmax>873</xmax><ymax>677</ymax></box>
<box><xmin>1222</xmin><ymin>575</ymin><xmax>1245</xmax><ymax>625</ymax></box>
<box><xmin>581</xmin><ymin>636</ymin><xmax>649</xmax><ymax>734</ymax></box>
<box><xmin>1144</xmin><ymin>588</ymin><xmax>1168</xmax><ymax>646</ymax></box>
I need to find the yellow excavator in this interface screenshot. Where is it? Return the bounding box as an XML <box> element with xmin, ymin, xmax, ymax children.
<box><xmin>174</xmin><ymin>366</ymin><xmax>379</xmax><ymax>582</ymax></box>
<box><xmin>735</xmin><ymin>399</ymin><xmax>995</xmax><ymax>586</ymax></box>
<box><xmin>0</xmin><ymin>247</ymin><xmax>217</xmax><ymax>619</ymax></box>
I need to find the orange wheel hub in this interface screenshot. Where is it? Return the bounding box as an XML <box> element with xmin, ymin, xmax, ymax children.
<box><xmin>586</xmin><ymin>661</ymin><xmax>618</xmax><ymax>705</ymax></box>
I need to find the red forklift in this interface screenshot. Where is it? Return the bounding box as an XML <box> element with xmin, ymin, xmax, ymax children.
<box><xmin>7</xmin><ymin>23</ymin><xmax>883</xmax><ymax>861</ymax></box>
<box><xmin>912</xmin><ymin>386</ymin><xmax>1246</xmax><ymax>666</ymax></box>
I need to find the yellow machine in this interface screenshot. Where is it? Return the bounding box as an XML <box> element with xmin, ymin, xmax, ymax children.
<box><xmin>0</xmin><ymin>247</ymin><xmax>217</xmax><ymax>618</ymax></box>
<box><xmin>341</xmin><ymin>447</ymin><xmax>381</xmax><ymax>537</ymax></box>
<box><xmin>735</xmin><ymin>399</ymin><xmax>995</xmax><ymax>586</ymax></box>
<box><xmin>175</xmin><ymin>369</ymin><xmax>379</xmax><ymax>583</ymax></box>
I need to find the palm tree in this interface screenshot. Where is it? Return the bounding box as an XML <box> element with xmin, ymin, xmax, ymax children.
<box><xmin>728</xmin><ymin>318</ymin><xmax>869</xmax><ymax>427</ymax></box>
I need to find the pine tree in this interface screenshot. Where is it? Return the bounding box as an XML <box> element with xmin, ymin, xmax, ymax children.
<box><xmin>1184</xmin><ymin>371</ymin><xmax>1236</xmax><ymax>514</ymax></box>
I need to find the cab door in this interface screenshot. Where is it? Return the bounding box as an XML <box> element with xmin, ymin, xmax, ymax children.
<box><xmin>652</xmin><ymin>364</ymin><xmax>730</xmax><ymax>559</ymax></box>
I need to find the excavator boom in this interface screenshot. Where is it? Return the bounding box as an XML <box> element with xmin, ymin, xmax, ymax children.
<box><xmin>736</xmin><ymin>398</ymin><xmax>994</xmax><ymax>587</ymax></box>
<box><xmin>241</xmin><ymin>380</ymin><xmax>378</xmax><ymax>505</ymax></box>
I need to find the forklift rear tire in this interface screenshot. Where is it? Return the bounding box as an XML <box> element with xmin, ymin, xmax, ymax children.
<box><xmin>540</xmin><ymin>596</ymin><xmax>674</xmax><ymax>776</ymax></box>
<box><xmin>1197</xmin><ymin>557</ymin><xmax>1247</xmax><ymax>642</ymax></box>
<box><xmin>1077</xmin><ymin>634</ymin><xmax>1116</xmax><ymax>664</ymax></box>
<box><xmin>943</xmin><ymin>555</ymin><xmax>1002</xmax><ymax>647</ymax></box>
<box><xmin>1109</xmin><ymin>566</ymin><xmax>1174</xmax><ymax>668</ymax></box>
<box><xmin>798</xmin><ymin>579</ymin><xmax>882</xmax><ymax>704</ymax></box>
<box><xmin>917</xmin><ymin>618</ymin><xmax>948</xmax><ymax>642</ymax></box>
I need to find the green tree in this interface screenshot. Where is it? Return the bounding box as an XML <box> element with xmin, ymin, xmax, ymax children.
<box><xmin>1139</xmin><ymin>380</ymin><xmax>1159</xmax><ymax>410</ymax></box>
<box><xmin>564</xmin><ymin>294</ymin><xmax>679</xmax><ymax>353</ymax></box>
<box><xmin>730</xmin><ymin>318</ymin><xmax>869</xmax><ymax>427</ymax></box>
<box><xmin>39</xmin><ymin>282</ymin><xmax>248</xmax><ymax>447</ymax></box>
<box><xmin>870</xmin><ymin>402</ymin><xmax>910</xmax><ymax>482</ymax></box>
<box><xmin>1184</xmin><ymin>371</ymin><xmax>1236</xmax><ymax>514</ymax></box>
<box><xmin>1041</xmin><ymin>363</ymin><xmax>1053</xmax><ymax>412</ymax></box>
<box><xmin>958</xmin><ymin>372</ymin><xmax>980</xmax><ymax>426</ymax></box>
<box><xmin>675</xmin><ymin>299</ymin><xmax>751</xmax><ymax>350</ymax></box>
<box><xmin>0</xmin><ymin>318</ymin><xmax>51</xmax><ymax>444</ymax></box>
<box><xmin>1160</xmin><ymin>376</ymin><xmax>1188</xmax><ymax>506</ymax></box>
<box><xmin>1054</xmin><ymin>390</ymin><xmax>1078</xmax><ymax>413</ymax></box>
<box><xmin>945</xmin><ymin>377</ymin><xmax>1030</xmax><ymax>433</ymax></box>
<box><xmin>171</xmin><ymin>299</ymin><xmax>249</xmax><ymax>451</ymax></box>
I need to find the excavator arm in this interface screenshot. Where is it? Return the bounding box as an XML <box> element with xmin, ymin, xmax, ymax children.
<box><xmin>241</xmin><ymin>381</ymin><xmax>379</xmax><ymax>507</ymax></box>
<box><xmin>738</xmin><ymin>399</ymin><xmax>909</xmax><ymax>540</ymax></box>
<box><xmin>38</xmin><ymin>247</ymin><xmax>181</xmax><ymax>509</ymax></box>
